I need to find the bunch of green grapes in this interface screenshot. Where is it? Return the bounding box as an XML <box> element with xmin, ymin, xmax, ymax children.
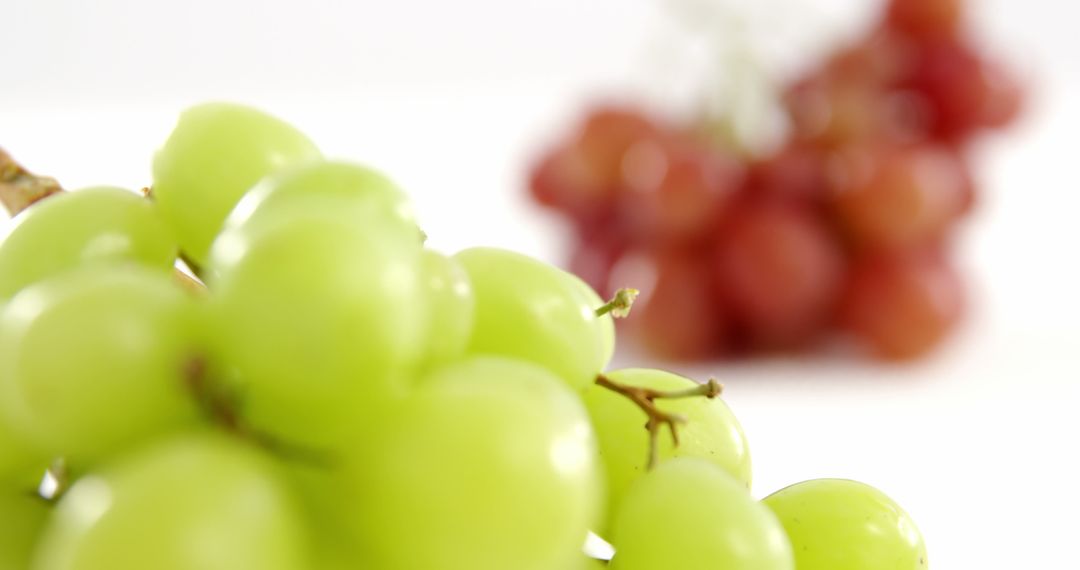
<box><xmin>0</xmin><ymin>103</ymin><xmax>927</xmax><ymax>570</ymax></box>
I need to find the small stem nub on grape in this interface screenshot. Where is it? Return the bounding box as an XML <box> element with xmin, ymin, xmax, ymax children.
<box><xmin>178</xmin><ymin>251</ymin><xmax>207</xmax><ymax>282</ymax></box>
<box><xmin>173</xmin><ymin>268</ymin><xmax>207</xmax><ymax>296</ymax></box>
<box><xmin>184</xmin><ymin>356</ymin><xmax>242</xmax><ymax>431</ymax></box>
<box><xmin>37</xmin><ymin>457</ymin><xmax>70</xmax><ymax>502</ymax></box>
<box><xmin>595</xmin><ymin>374</ymin><xmax>723</xmax><ymax>470</ymax></box>
<box><xmin>595</xmin><ymin>288</ymin><xmax>640</xmax><ymax>319</ymax></box>
<box><xmin>0</xmin><ymin>148</ymin><xmax>64</xmax><ymax>216</ymax></box>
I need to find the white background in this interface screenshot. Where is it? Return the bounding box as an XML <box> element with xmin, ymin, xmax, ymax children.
<box><xmin>2</xmin><ymin>0</ymin><xmax>1078</xmax><ymax>567</ymax></box>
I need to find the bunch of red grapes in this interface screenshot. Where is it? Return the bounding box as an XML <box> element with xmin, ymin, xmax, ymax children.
<box><xmin>528</xmin><ymin>0</ymin><xmax>1022</xmax><ymax>362</ymax></box>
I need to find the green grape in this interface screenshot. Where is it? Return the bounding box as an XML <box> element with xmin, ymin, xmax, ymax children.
<box><xmin>609</xmin><ymin>458</ymin><xmax>793</xmax><ymax>570</ymax></box>
<box><xmin>762</xmin><ymin>479</ymin><xmax>928</xmax><ymax>570</ymax></box>
<box><xmin>151</xmin><ymin>102</ymin><xmax>321</xmax><ymax>265</ymax></box>
<box><xmin>455</xmin><ymin>247</ymin><xmax>614</xmax><ymax>390</ymax></box>
<box><xmin>0</xmin><ymin>489</ymin><xmax>50</xmax><ymax>570</ymax></box>
<box><xmin>416</xmin><ymin>249</ymin><xmax>474</xmax><ymax>370</ymax></box>
<box><xmin>209</xmin><ymin>216</ymin><xmax>424</xmax><ymax>449</ymax></box>
<box><xmin>582</xmin><ymin>368</ymin><xmax>751</xmax><ymax>533</ymax></box>
<box><xmin>274</xmin><ymin>458</ymin><xmax>365</xmax><ymax>570</ymax></box>
<box><xmin>342</xmin><ymin>356</ymin><xmax>602</xmax><ymax>570</ymax></box>
<box><xmin>0</xmin><ymin>187</ymin><xmax>176</xmax><ymax>300</ymax></box>
<box><xmin>31</xmin><ymin>433</ymin><xmax>309</xmax><ymax>570</ymax></box>
<box><xmin>224</xmin><ymin>159</ymin><xmax>415</xmax><ymax>236</ymax></box>
<box><xmin>0</xmin><ymin>267</ymin><xmax>198</xmax><ymax>464</ymax></box>
<box><xmin>208</xmin><ymin>160</ymin><xmax>419</xmax><ymax>281</ymax></box>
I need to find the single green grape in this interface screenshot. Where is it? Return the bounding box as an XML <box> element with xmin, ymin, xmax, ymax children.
<box><xmin>209</xmin><ymin>216</ymin><xmax>424</xmax><ymax>449</ymax></box>
<box><xmin>416</xmin><ymin>249</ymin><xmax>474</xmax><ymax>371</ymax></box>
<box><xmin>31</xmin><ymin>433</ymin><xmax>309</xmax><ymax>570</ymax></box>
<box><xmin>582</xmin><ymin>368</ymin><xmax>752</xmax><ymax>533</ymax></box>
<box><xmin>224</xmin><ymin>159</ymin><xmax>415</xmax><ymax>235</ymax></box>
<box><xmin>0</xmin><ymin>187</ymin><xmax>176</xmax><ymax>301</ymax></box>
<box><xmin>208</xmin><ymin>160</ymin><xmax>419</xmax><ymax>281</ymax></box>
<box><xmin>0</xmin><ymin>489</ymin><xmax>50</xmax><ymax>570</ymax></box>
<box><xmin>274</xmin><ymin>459</ymin><xmax>372</xmax><ymax>570</ymax></box>
<box><xmin>609</xmin><ymin>458</ymin><xmax>793</xmax><ymax>570</ymax></box>
<box><xmin>342</xmin><ymin>356</ymin><xmax>602</xmax><ymax>570</ymax></box>
<box><xmin>455</xmin><ymin>247</ymin><xmax>614</xmax><ymax>390</ymax></box>
<box><xmin>762</xmin><ymin>479</ymin><xmax>928</xmax><ymax>570</ymax></box>
<box><xmin>151</xmin><ymin>102</ymin><xmax>321</xmax><ymax>265</ymax></box>
<box><xmin>0</xmin><ymin>267</ymin><xmax>199</xmax><ymax>464</ymax></box>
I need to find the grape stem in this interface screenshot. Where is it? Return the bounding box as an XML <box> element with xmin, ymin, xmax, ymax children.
<box><xmin>142</xmin><ymin>185</ymin><xmax>210</xmax><ymax>283</ymax></box>
<box><xmin>595</xmin><ymin>374</ymin><xmax>723</xmax><ymax>470</ymax></box>
<box><xmin>172</xmin><ymin>267</ymin><xmax>207</xmax><ymax>296</ymax></box>
<box><xmin>0</xmin><ymin>148</ymin><xmax>209</xmax><ymax>293</ymax></box>
<box><xmin>0</xmin><ymin>147</ymin><xmax>64</xmax><ymax>216</ymax></box>
<box><xmin>29</xmin><ymin>457</ymin><xmax>72</xmax><ymax>504</ymax></box>
<box><xmin>182</xmin><ymin>356</ymin><xmax>334</xmax><ymax>467</ymax></box>
<box><xmin>184</xmin><ymin>357</ymin><xmax>243</xmax><ymax>432</ymax></box>
<box><xmin>177</xmin><ymin>251</ymin><xmax>207</xmax><ymax>281</ymax></box>
<box><xmin>595</xmin><ymin>288</ymin><xmax>640</xmax><ymax>318</ymax></box>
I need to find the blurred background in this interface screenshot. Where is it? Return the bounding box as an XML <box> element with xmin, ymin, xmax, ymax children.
<box><xmin>2</xmin><ymin>0</ymin><xmax>1077</xmax><ymax>566</ymax></box>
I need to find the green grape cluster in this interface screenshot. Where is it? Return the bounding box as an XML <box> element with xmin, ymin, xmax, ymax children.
<box><xmin>0</xmin><ymin>103</ymin><xmax>928</xmax><ymax>570</ymax></box>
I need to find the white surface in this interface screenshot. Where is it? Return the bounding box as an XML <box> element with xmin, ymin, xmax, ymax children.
<box><xmin>3</xmin><ymin>0</ymin><xmax>1079</xmax><ymax>567</ymax></box>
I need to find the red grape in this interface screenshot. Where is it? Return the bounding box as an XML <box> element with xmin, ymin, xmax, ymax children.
<box><xmin>826</xmin><ymin>30</ymin><xmax>916</xmax><ymax>86</ymax></box>
<box><xmin>528</xmin><ymin>142</ymin><xmax>615</xmax><ymax>222</ymax></box>
<box><xmin>886</xmin><ymin>0</ymin><xmax>964</xmax><ymax>40</ymax></box>
<box><xmin>785</xmin><ymin>75</ymin><xmax>882</xmax><ymax>147</ymax></box>
<box><xmin>618</xmin><ymin>138</ymin><xmax>743</xmax><ymax>243</ymax></box>
<box><xmin>528</xmin><ymin>106</ymin><xmax>660</xmax><ymax>222</ymax></box>
<box><xmin>577</xmin><ymin>105</ymin><xmax>661</xmax><ymax>185</ymax></box>
<box><xmin>746</xmin><ymin>143</ymin><xmax>830</xmax><ymax>205</ymax></box>
<box><xmin>840</xmin><ymin>250</ymin><xmax>964</xmax><ymax>360</ymax></box>
<box><xmin>830</xmin><ymin>144</ymin><xmax>966</xmax><ymax>249</ymax></box>
<box><xmin>904</xmin><ymin>39</ymin><xmax>1020</xmax><ymax>140</ymax></box>
<box><xmin>974</xmin><ymin>60</ymin><xmax>1025</xmax><ymax>130</ymax></box>
<box><xmin>714</xmin><ymin>204</ymin><xmax>845</xmax><ymax>348</ymax></box>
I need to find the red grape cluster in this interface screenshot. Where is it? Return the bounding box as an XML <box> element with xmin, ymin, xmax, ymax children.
<box><xmin>528</xmin><ymin>0</ymin><xmax>1021</xmax><ymax>362</ymax></box>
